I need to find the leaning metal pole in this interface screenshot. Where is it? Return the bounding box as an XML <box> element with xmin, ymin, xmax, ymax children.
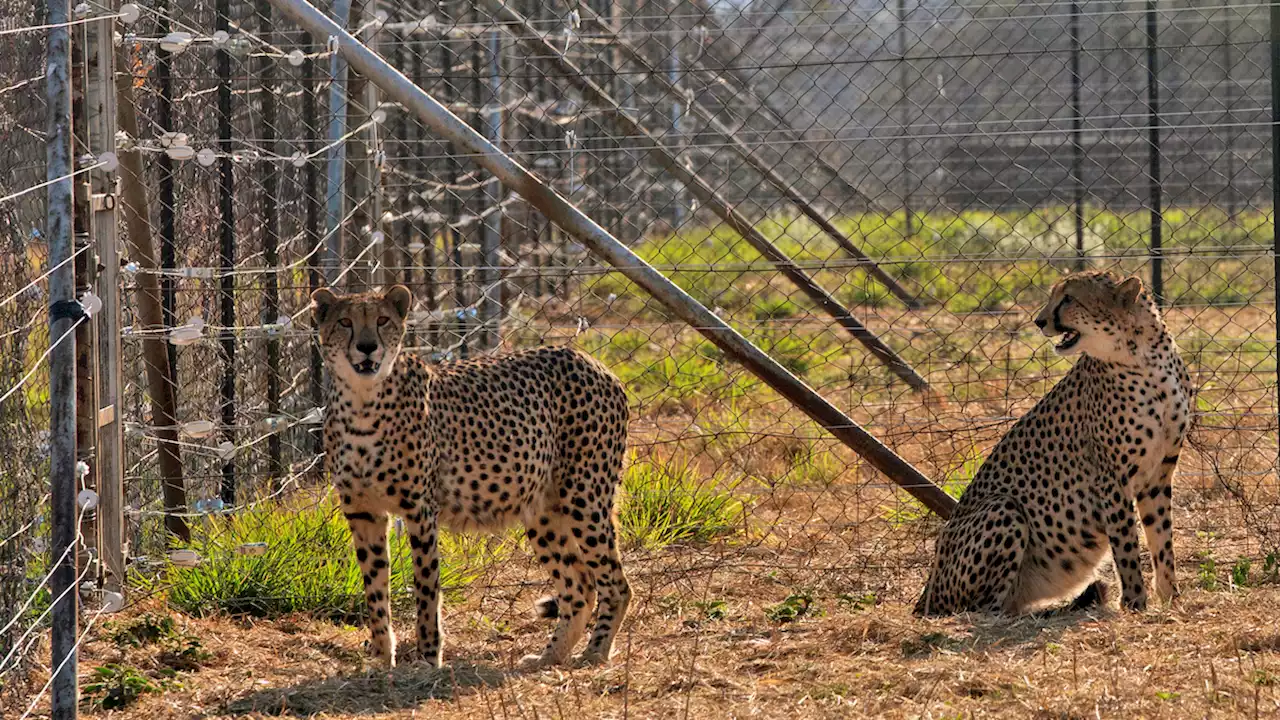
<box><xmin>577</xmin><ymin>3</ymin><xmax>921</xmax><ymax>309</ymax></box>
<box><xmin>266</xmin><ymin>0</ymin><xmax>956</xmax><ymax>517</ymax></box>
<box><xmin>485</xmin><ymin>0</ymin><xmax>932</xmax><ymax>393</ymax></box>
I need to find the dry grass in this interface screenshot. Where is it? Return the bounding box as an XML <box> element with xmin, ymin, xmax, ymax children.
<box><xmin>11</xmin><ymin>584</ymin><xmax>1280</xmax><ymax>719</ymax></box>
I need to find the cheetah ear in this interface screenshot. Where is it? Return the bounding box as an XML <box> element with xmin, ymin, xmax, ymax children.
<box><xmin>383</xmin><ymin>285</ymin><xmax>413</xmax><ymax>321</ymax></box>
<box><xmin>310</xmin><ymin>287</ymin><xmax>338</xmax><ymax>324</ymax></box>
<box><xmin>1116</xmin><ymin>275</ymin><xmax>1144</xmax><ymax>305</ymax></box>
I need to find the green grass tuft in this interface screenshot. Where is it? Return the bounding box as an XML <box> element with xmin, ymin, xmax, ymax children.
<box><xmin>151</xmin><ymin>497</ymin><xmax>503</xmax><ymax>620</ymax></box>
<box><xmin>620</xmin><ymin>456</ymin><xmax>745</xmax><ymax>549</ymax></box>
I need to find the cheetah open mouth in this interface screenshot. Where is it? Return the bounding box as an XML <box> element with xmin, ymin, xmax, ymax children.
<box><xmin>352</xmin><ymin>359</ymin><xmax>379</xmax><ymax>375</ymax></box>
<box><xmin>1055</xmin><ymin>328</ymin><xmax>1081</xmax><ymax>351</ymax></box>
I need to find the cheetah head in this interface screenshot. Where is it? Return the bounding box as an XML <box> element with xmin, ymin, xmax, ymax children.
<box><xmin>1033</xmin><ymin>270</ymin><xmax>1161</xmax><ymax>363</ymax></box>
<box><xmin>310</xmin><ymin>285</ymin><xmax>412</xmax><ymax>387</ymax></box>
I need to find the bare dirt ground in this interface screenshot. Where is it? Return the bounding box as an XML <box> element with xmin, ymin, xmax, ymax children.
<box><xmin>10</xmin><ymin>582</ymin><xmax>1280</xmax><ymax>719</ymax></box>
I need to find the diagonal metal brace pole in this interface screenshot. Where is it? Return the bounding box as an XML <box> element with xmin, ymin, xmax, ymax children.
<box><xmin>686</xmin><ymin>0</ymin><xmax>889</xmax><ymax>217</ymax></box>
<box><xmin>266</xmin><ymin>0</ymin><xmax>956</xmax><ymax>516</ymax></box>
<box><xmin>576</xmin><ymin>2</ymin><xmax>921</xmax><ymax>309</ymax></box>
<box><xmin>483</xmin><ymin>0</ymin><xmax>931</xmax><ymax>393</ymax></box>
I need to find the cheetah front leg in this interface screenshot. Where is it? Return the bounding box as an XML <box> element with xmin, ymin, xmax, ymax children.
<box><xmin>346</xmin><ymin>509</ymin><xmax>396</xmax><ymax>667</ymax></box>
<box><xmin>1137</xmin><ymin>456</ymin><xmax>1179</xmax><ymax>604</ymax></box>
<box><xmin>1101</xmin><ymin>486</ymin><xmax>1148</xmax><ymax>612</ymax></box>
<box><xmin>403</xmin><ymin>507</ymin><xmax>444</xmax><ymax>668</ymax></box>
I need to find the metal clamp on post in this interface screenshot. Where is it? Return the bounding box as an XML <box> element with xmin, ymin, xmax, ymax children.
<box><xmin>50</xmin><ymin>299</ymin><xmax>87</xmax><ymax>324</ymax></box>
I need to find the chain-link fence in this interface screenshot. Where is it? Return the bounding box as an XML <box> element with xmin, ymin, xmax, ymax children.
<box><xmin>4</xmin><ymin>0</ymin><xmax>1280</xmax><ymax>714</ymax></box>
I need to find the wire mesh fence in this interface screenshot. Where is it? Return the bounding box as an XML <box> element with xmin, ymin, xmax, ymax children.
<box><xmin>3</xmin><ymin>0</ymin><xmax>1280</xmax><ymax>714</ymax></box>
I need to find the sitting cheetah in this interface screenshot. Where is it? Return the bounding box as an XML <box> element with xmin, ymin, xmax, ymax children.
<box><xmin>311</xmin><ymin>285</ymin><xmax>631</xmax><ymax>669</ymax></box>
<box><xmin>914</xmin><ymin>270</ymin><xmax>1190</xmax><ymax>616</ymax></box>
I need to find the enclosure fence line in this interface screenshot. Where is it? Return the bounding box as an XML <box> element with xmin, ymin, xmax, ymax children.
<box><xmin>7</xmin><ymin>0</ymin><xmax>1280</xmax><ymax>714</ymax></box>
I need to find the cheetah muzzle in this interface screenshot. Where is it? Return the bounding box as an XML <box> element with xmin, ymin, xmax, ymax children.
<box><xmin>915</xmin><ymin>270</ymin><xmax>1191</xmax><ymax>617</ymax></box>
<box><xmin>312</xmin><ymin>285</ymin><xmax>632</xmax><ymax>670</ymax></box>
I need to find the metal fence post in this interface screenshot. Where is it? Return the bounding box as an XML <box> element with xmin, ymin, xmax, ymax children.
<box><xmin>46</xmin><ymin>0</ymin><xmax>81</xmax><ymax>711</ymax></box>
<box><xmin>1070</xmin><ymin>0</ymin><xmax>1085</xmax><ymax>271</ymax></box>
<box><xmin>479</xmin><ymin>27</ymin><xmax>504</xmax><ymax>350</ymax></box>
<box><xmin>897</xmin><ymin>0</ymin><xmax>913</xmax><ymax>238</ymax></box>
<box><xmin>90</xmin><ymin>6</ymin><xmax>124</xmax><ymax>595</ymax></box>
<box><xmin>257</xmin><ymin>0</ymin><xmax>283</xmax><ymax>484</ymax></box>
<box><xmin>1271</xmin><ymin>0</ymin><xmax>1280</xmax><ymax>452</ymax></box>
<box><xmin>1147</xmin><ymin>0</ymin><xmax>1163</xmax><ymax>305</ymax></box>
<box><xmin>325</xmin><ymin>0</ymin><xmax>355</xmax><ymax>285</ymax></box>
<box><xmin>667</xmin><ymin>0</ymin><xmax>686</xmax><ymax>228</ymax></box>
<box><xmin>216</xmin><ymin>0</ymin><xmax>238</xmax><ymax>505</ymax></box>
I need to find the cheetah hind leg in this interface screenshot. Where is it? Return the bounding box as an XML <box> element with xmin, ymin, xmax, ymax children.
<box><xmin>916</xmin><ymin>495</ymin><xmax>1030</xmax><ymax>615</ymax></box>
<box><xmin>519</xmin><ymin>514</ymin><xmax>595</xmax><ymax>670</ymax></box>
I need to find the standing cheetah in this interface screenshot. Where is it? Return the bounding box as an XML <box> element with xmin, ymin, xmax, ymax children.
<box><xmin>311</xmin><ymin>285</ymin><xmax>631</xmax><ymax>669</ymax></box>
<box><xmin>914</xmin><ymin>270</ymin><xmax>1191</xmax><ymax>616</ymax></box>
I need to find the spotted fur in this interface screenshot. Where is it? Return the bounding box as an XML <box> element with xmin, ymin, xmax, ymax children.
<box><xmin>914</xmin><ymin>270</ymin><xmax>1191</xmax><ymax>616</ymax></box>
<box><xmin>312</xmin><ymin>286</ymin><xmax>631</xmax><ymax>669</ymax></box>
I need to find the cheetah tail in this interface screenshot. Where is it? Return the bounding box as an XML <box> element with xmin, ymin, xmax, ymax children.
<box><xmin>534</xmin><ymin>596</ymin><xmax>560</xmax><ymax>619</ymax></box>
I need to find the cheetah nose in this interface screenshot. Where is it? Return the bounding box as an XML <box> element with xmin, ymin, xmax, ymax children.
<box><xmin>356</xmin><ymin>341</ymin><xmax>378</xmax><ymax>356</ymax></box>
<box><xmin>1034</xmin><ymin>316</ymin><xmax>1047</xmax><ymax>330</ymax></box>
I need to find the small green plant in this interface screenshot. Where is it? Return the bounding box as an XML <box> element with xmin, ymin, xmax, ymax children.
<box><xmin>1155</xmin><ymin>690</ymin><xmax>1180</xmax><ymax>702</ymax></box>
<box><xmin>693</xmin><ymin>599</ymin><xmax>728</xmax><ymax>620</ymax></box>
<box><xmin>107</xmin><ymin>613</ymin><xmax>179</xmax><ymax>648</ymax></box>
<box><xmin>157</xmin><ymin>636</ymin><xmax>212</xmax><ymax>672</ymax></box>
<box><xmin>82</xmin><ymin>664</ymin><xmax>159</xmax><ymax>711</ymax></box>
<box><xmin>1231</xmin><ymin>557</ymin><xmax>1252</xmax><ymax>588</ymax></box>
<box><xmin>836</xmin><ymin>592</ymin><xmax>877</xmax><ymax>611</ymax></box>
<box><xmin>1197</xmin><ymin>552</ymin><xmax>1219</xmax><ymax>591</ymax></box>
<box><xmin>1253</xmin><ymin>670</ymin><xmax>1278</xmax><ymax>687</ymax></box>
<box><xmin>1263</xmin><ymin>553</ymin><xmax>1280</xmax><ymax>583</ymax></box>
<box><xmin>620</xmin><ymin>456</ymin><xmax>745</xmax><ymax>548</ymax></box>
<box><xmin>764</xmin><ymin>592</ymin><xmax>817</xmax><ymax>623</ymax></box>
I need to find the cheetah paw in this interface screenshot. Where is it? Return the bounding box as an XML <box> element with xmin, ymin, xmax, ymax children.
<box><xmin>517</xmin><ymin>653</ymin><xmax>560</xmax><ymax>671</ymax></box>
<box><xmin>572</xmin><ymin>650</ymin><xmax>609</xmax><ymax>667</ymax></box>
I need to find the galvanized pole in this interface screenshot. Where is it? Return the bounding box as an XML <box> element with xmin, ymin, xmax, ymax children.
<box><xmin>262</xmin><ymin>0</ymin><xmax>957</xmax><ymax>516</ymax></box>
<box><xmin>667</xmin><ymin>0</ymin><xmax>686</xmax><ymax>228</ymax></box>
<box><xmin>303</xmin><ymin>30</ymin><xmax>324</xmax><ymax>454</ymax></box>
<box><xmin>479</xmin><ymin>27</ymin><xmax>504</xmax><ymax>350</ymax></box>
<box><xmin>1146</xmin><ymin>0</ymin><xmax>1163</xmax><ymax>305</ymax></box>
<box><xmin>896</xmin><ymin>0</ymin><xmax>913</xmax><ymax>238</ymax></box>
<box><xmin>46</xmin><ymin>0</ymin><xmax>81</xmax><ymax>711</ymax></box>
<box><xmin>1223</xmin><ymin>0</ymin><xmax>1237</xmax><ymax>221</ymax></box>
<box><xmin>1271</xmin><ymin>0</ymin><xmax>1279</xmax><ymax>455</ymax></box>
<box><xmin>325</xmin><ymin>0</ymin><xmax>355</xmax><ymax>284</ymax></box>
<box><xmin>1070</xmin><ymin>0</ymin><xmax>1085</xmax><ymax>272</ymax></box>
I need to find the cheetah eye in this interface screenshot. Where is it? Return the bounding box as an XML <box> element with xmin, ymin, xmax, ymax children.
<box><xmin>1061</xmin><ymin>295</ymin><xmax>1073</xmax><ymax>306</ymax></box>
<box><xmin>377</xmin><ymin>316</ymin><xmax>390</xmax><ymax>327</ymax></box>
<box><xmin>338</xmin><ymin>318</ymin><xmax>352</xmax><ymax>328</ymax></box>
